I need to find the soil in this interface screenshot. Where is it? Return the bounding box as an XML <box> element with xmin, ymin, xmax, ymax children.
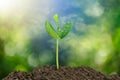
<box><xmin>3</xmin><ymin>65</ymin><xmax>120</xmax><ymax>80</ymax></box>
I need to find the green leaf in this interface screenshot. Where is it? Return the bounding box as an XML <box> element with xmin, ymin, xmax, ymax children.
<box><xmin>58</xmin><ymin>22</ymin><xmax>73</xmax><ymax>39</ymax></box>
<box><xmin>53</xmin><ymin>14</ymin><xmax>60</xmax><ymax>30</ymax></box>
<box><xmin>45</xmin><ymin>21</ymin><xmax>60</xmax><ymax>39</ymax></box>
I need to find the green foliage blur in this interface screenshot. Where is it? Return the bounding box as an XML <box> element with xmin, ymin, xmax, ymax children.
<box><xmin>0</xmin><ymin>0</ymin><xmax>120</xmax><ymax>79</ymax></box>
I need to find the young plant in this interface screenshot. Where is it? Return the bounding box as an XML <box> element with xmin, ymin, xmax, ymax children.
<box><xmin>45</xmin><ymin>14</ymin><xmax>73</xmax><ymax>69</ymax></box>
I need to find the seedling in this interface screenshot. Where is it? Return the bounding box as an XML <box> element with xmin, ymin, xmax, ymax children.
<box><xmin>45</xmin><ymin>14</ymin><xmax>73</xmax><ymax>69</ymax></box>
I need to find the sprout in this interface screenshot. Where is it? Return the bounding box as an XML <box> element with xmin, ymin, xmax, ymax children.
<box><xmin>45</xmin><ymin>14</ymin><xmax>73</xmax><ymax>69</ymax></box>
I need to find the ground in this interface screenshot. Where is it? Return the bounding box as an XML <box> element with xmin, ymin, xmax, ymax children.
<box><xmin>3</xmin><ymin>65</ymin><xmax>120</xmax><ymax>80</ymax></box>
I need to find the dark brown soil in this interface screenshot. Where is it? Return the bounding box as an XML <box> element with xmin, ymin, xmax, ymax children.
<box><xmin>3</xmin><ymin>65</ymin><xmax>120</xmax><ymax>80</ymax></box>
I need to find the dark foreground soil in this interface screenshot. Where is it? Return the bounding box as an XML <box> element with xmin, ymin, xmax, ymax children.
<box><xmin>3</xmin><ymin>65</ymin><xmax>120</xmax><ymax>80</ymax></box>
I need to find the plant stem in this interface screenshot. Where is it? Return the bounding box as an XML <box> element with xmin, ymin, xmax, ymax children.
<box><xmin>56</xmin><ymin>39</ymin><xmax>59</xmax><ymax>69</ymax></box>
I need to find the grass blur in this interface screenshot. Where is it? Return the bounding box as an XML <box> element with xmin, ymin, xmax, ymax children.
<box><xmin>0</xmin><ymin>0</ymin><xmax>120</xmax><ymax>79</ymax></box>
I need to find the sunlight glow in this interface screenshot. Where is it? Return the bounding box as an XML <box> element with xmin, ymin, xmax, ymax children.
<box><xmin>0</xmin><ymin>0</ymin><xmax>15</xmax><ymax>12</ymax></box>
<box><xmin>0</xmin><ymin>0</ymin><xmax>30</xmax><ymax>15</ymax></box>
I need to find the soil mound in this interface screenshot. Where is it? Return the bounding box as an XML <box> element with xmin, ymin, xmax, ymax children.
<box><xmin>3</xmin><ymin>65</ymin><xmax>120</xmax><ymax>80</ymax></box>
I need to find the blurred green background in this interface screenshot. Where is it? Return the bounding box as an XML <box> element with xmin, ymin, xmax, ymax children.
<box><xmin>0</xmin><ymin>0</ymin><xmax>120</xmax><ymax>79</ymax></box>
